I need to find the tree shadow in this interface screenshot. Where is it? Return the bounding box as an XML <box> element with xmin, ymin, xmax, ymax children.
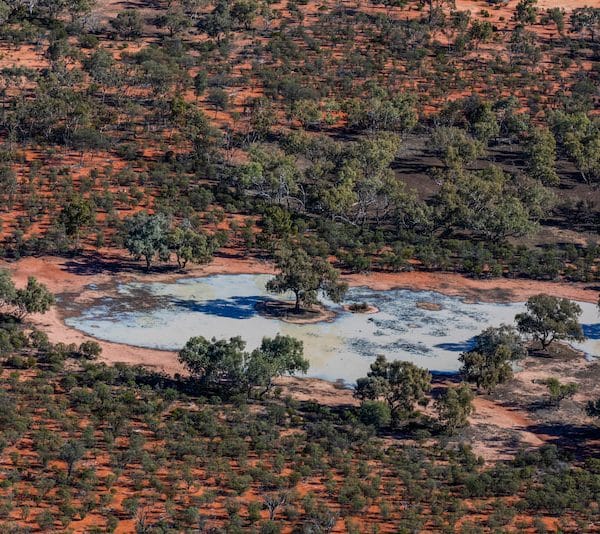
<box><xmin>582</xmin><ymin>323</ymin><xmax>600</xmax><ymax>340</ymax></box>
<box><xmin>170</xmin><ymin>296</ymin><xmax>269</xmax><ymax>320</ymax></box>
<box><xmin>524</xmin><ymin>422</ymin><xmax>600</xmax><ymax>459</ymax></box>
<box><xmin>434</xmin><ymin>338</ymin><xmax>476</xmax><ymax>352</ymax></box>
<box><xmin>63</xmin><ymin>253</ymin><xmax>177</xmax><ymax>277</ymax></box>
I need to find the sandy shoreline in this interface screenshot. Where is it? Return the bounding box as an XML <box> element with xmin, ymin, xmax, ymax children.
<box><xmin>8</xmin><ymin>250</ymin><xmax>599</xmax><ymax>302</ymax></box>
<box><xmin>5</xmin><ymin>251</ymin><xmax>600</xmax><ymax>376</ymax></box>
<box><xmin>5</xmin><ymin>252</ymin><xmax>600</xmax><ymax>461</ymax></box>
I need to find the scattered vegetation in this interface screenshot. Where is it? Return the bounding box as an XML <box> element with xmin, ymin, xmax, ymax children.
<box><xmin>0</xmin><ymin>0</ymin><xmax>598</xmax><ymax>530</ymax></box>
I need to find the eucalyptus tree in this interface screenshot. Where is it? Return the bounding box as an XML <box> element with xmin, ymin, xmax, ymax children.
<box><xmin>459</xmin><ymin>325</ymin><xmax>526</xmax><ymax>392</ymax></box>
<box><xmin>267</xmin><ymin>247</ymin><xmax>347</xmax><ymax>312</ymax></box>
<box><xmin>355</xmin><ymin>355</ymin><xmax>432</xmax><ymax>421</ymax></box>
<box><xmin>515</xmin><ymin>295</ymin><xmax>584</xmax><ymax>350</ymax></box>
<box><xmin>122</xmin><ymin>212</ymin><xmax>170</xmax><ymax>269</ymax></box>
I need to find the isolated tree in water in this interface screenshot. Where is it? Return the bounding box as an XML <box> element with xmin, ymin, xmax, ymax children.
<box><xmin>515</xmin><ymin>294</ymin><xmax>584</xmax><ymax>350</ymax></box>
<box><xmin>267</xmin><ymin>247</ymin><xmax>347</xmax><ymax>312</ymax></box>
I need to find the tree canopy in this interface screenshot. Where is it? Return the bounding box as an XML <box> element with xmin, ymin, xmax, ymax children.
<box><xmin>355</xmin><ymin>355</ymin><xmax>431</xmax><ymax>421</ymax></box>
<box><xmin>267</xmin><ymin>247</ymin><xmax>348</xmax><ymax>312</ymax></box>
<box><xmin>459</xmin><ymin>325</ymin><xmax>526</xmax><ymax>392</ymax></box>
<box><xmin>0</xmin><ymin>271</ymin><xmax>54</xmax><ymax>320</ymax></box>
<box><xmin>515</xmin><ymin>294</ymin><xmax>584</xmax><ymax>350</ymax></box>
<box><xmin>178</xmin><ymin>334</ymin><xmax>309</xmax><ymax>395</ymax></box>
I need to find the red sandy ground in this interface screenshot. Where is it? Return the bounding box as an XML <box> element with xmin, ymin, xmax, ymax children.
<box><xmin>6</xmin><ymin>251</ymin><xmax>598</xmax><ymax>375</ymax></box>
<box><xmin>5</xmin><ymin>252</ymin><xmax>599</xmax><ymax>466</ymax></box>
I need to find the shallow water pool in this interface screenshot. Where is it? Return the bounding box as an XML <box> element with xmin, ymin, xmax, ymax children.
<box><xmin>64</xmin><ymin>274</ymin><xmax>600</xmax><ymax>382</ymax></box>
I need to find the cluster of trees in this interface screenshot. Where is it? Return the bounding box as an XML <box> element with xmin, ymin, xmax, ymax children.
<box><xmin>354</xmin><ymin>355</ymin><xmax>474</xmax><ymax>434</ymax></box>
<box><xmin>173</xmin><ymin>292</ymin><xmax>592</xmax><ymax>437</ymax></box>
<box><xmin>122</xmin><ymin>212</ymin><xmax>227</xmax><ymax>269</ymax></box>
<box><xmin>460</xmin><ymin>294</ymin><xmax>585</xmax><ymax>392</ymax></box>
<box><xmin>230</xmin><ymin>87</ymin><xmax>591</xmax><ymax>281</ymax></box>
<box><xmin>353</xmin><ymin>293</ymin><xmax>589</xmax><ymax>433</ymax></box>
<box><xmin>459</xmin><ymin>324</ymin><xmax>527</xmax><ymax>393</ymax></box>
<box><xmin>178</xmin><ymin>333</ymin><xmax>309</xmax><ymax>397</ymax></box>
<box><xmin>0</xmin><ymin>0</ymin><xmax>597</xmax><ymax>286</ymax></box>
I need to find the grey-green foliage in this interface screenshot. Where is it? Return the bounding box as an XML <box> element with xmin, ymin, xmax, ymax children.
<box><xmin>525</xmin><ymin>126</ymin><xmax>560</xmax><ymax>185</ymax></box>
<box><xmin>516</xmin><ymin>294</ymin><xmax>584</xmax><ymax>349</ymax></box>
<box><xmin>59</xmin><ymin>440</ymin><xmax>85</xmax><ymax>480</ymax></box>
<box><xmin>459</xmin><ymin>325</ymin><xmax>526</xmax><ymax>392</ymax></box>
<box><xmin>435</xmin><ymin>165</ymin><xmax>552</xmax><ymax>240</ymax></box>
<box><xmin>0</xmin><ymin>270</ymin><xmax>54</xmax><ymax>320</ymax></box>
<box><xmin>354</xmin><ymin>355</ymin><xmax>431</xmax><ymax>420</ymax></box>
<box><xmin>544</xmin><ymin>378</ymin><xmax>577</xmax><ymax>407</ymax></box>
<box><xmin>179</xmin><ymin>335</ymin><xmax>247</xmax><ymax>388</ymax></box>
<box><xmin>168</xmin><ymin>223</ymin><xmax>221</xmax><ymax>269</ymax></box>
<box><xmin>246</xmin><ymin>334</ymin><xmax>308</xmax><ymax>397</ymax></box>
<box><xmin>435</xmin><ymin>383</ymin><xmax>475</xmax><ymax>434</ymax></box>
<box><xmin>123</xmin><ymin>213</ymin><xmax>222</xmax><ymax>270</ymax></box>
<box><xmin>110</xmin><ymin>9</ymin><xmax>143</xmax><ymax>39</ymax></box>
<box><xmin>346</xmin><ymin>91</ymin><xmax>417</xmax><ymax>133</ymax></box>
<box><xmin>122</xmin><ymin>212</ymin><xmax>171</xmax><ymax>269</ymax></box>
<box><xmin>267</xmin><ymin>246</ymin><xmax>347</xmax><ymax>312</ymax></box>
<box><xmin>570</xmin><ymin>7</ymin><xmax>600</xmax><ymax>42</ymax></box>
<box><xmin>358</xmin><ymin>400</ymin><xmax>391</xmax><ymax>429</ymax></box>
<box><xmin>549</xmin><ymin>111</ymin><xmax>600</xmax><ymax>184</ymax></box>
<box><xmin>14</xmin><ymin>277</ymin><xmax>55</xmax><ymax>319</ymax></box>
<box><xmin>430</xmin><ymin>126</ymin><xmax>485</xmax><ymax>169</ymax></box>
<box><xmin>178</xmin><ymin>334</ymin><xmax>309</xmax><ymax>394</ymax></box>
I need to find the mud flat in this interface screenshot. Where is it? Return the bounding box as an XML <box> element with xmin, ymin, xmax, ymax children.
<box><xmin>59</xmin><ymin>273</ymin><xmax>600</xmax><ymax>383</ymax></box>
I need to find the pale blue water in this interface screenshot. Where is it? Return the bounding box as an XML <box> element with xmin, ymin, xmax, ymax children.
<box><xmin>64</xmin><ymin>274</ymin><xmax>600</xmax><ymax>382</ymax></box>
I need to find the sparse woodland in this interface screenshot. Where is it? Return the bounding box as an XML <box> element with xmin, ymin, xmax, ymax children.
<box><xmin>0</xmin><ymin>0</ymin><xmax>599</xmax><ymax>531</ymax></box>
<box><xmin>0</xmin><ymin>0</ymin><xmax>597</xmax><ymax>279</ymax></box>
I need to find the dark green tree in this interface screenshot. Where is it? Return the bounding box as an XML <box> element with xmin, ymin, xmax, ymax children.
<box><xmin>168</xmin><ymin>224</ymin><xmax>219</xmax><ymax>269</ymax></box>
<box><xmin>122</xmin><ymin>212</ymin><xmax>170</xmax><ymax>270</ymax></box>
<box><xmin>358</xmin><ymin>400</ymin><xmax>392</xmax><ymax>429</ymax></box>
<box><xmin>111</xmin><ymin>9</ymin><xmax>143</xmax><ymax>39</ymax></box>
<box><xmin>267</xmin><ymin>247</ymin><xmax>347</xmax><ymax>312</ymax></box>
<box><xmin>514</xmin><ymin>0</ymin><xmax>538</xmax><ymax>25</ymax></box>
<box><xmin>193</xmin><ymin>71</ymin><xmax>208</xmax><ymax>99</ymax></box>
<box><xmin>459</xmin><ymin>325</ymin><xmax>526</xmax><ymax>392</ymax></box>
<box><xmin>435</xmin><ymin>383</ymin><xmax>474</xmax><ymax>434</ymax></box>
<box><xmin>59</xmin><ymin>196</ymin><xmax>95</xmax><ymax>246</ymax></box>
<box><xmin>544</xmin><ymin>378</ymin><xmax>577</xmax><ymax>407</ymax></box>
<box><xmin>515</xmin><ymin>294</ymin><xmax>584</xmax><ymax>350</ymax></box>
<box><xmin>570</xmin><ymin>7</ymin><xmax>600</xmax><ymax>42</ymax></box>
<box><xmin>178</xmin><ymin>336</ymin><xmax>246</xmax><ymax>389</ymax></box>
<box><xmin>354</xmin><ymin>355</ymin><xmax>431</xmax><ymax>420</ymax></box>
<box><xmin>525</xmin><ymin>127</ymin><xmax>559</xmax><ymax>185</ymax></box>
<box><xmin>59</xmin><ymin>440</ymin><xmax>85</xmax><ymax>481</ymax></box>
<box><xmin>246</xmin><ymin>334</ymin><xmax>309</xmax><ymax>397</ymax></box>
